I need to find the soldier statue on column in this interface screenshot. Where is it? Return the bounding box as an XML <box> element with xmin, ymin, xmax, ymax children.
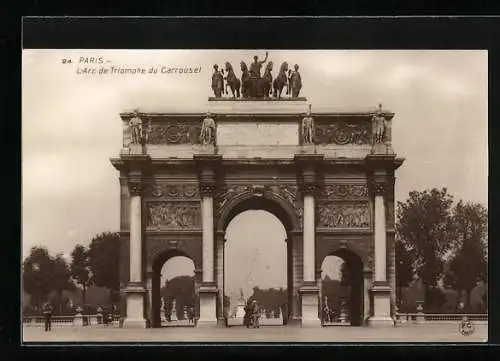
<box><xmin>372</xmin><ymin>103</ymin><xmax>387</xmax><ymax>144</ymax></box>
<box><xmin>129</xmin><ymin>109</ymin><xmax>144</xmax><ymax>144</ymax></box>
<box><xmin>200</xmin><ymin>112</ymin><xmax>216</xmax><ymax>145</ymax></box>
<box><xmin>302</xmin><ymin>104</ymin><xmax>314</xmax><ymax>144</ymax></box>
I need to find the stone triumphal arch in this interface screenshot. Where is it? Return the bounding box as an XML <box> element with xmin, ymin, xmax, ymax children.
<box><xmin>111</xmin><ymin>71</ymin><xmax>404</xmax><ymax>328</ymax></box>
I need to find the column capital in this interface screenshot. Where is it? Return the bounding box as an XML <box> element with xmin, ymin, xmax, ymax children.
<box><xmin>128</xmin><ymin>181</ymin><xmax>143</xmax><ymax>197</ymax></box>
<box><xmin>371</xmin><ymin>178</ymin><xmax>387</xmax><ymax>196</ymax></box>
<box><xmin>199</xmin><ymin>182</ymin><xmax>217</xmax><ymax>197</ymax></box>
<box><xmin>300</xmin><ymin>181</ymin><xmax>318</xmax><ymax>196</ymax></box>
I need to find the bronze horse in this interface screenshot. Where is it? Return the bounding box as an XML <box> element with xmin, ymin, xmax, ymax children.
<box><xmin>273</xmin><ymin>62</ymin><xmax>289</xmax><ymax>98</ymax></box>
<box><xmin>262</xmin><ymin>61</ymin><xmax>273</xmax><ymax>97</ymax></box>
<box><xmin>240</xmin><ymin>61</ymin><xmax>251</xmax><ymax>98</ymax></box>
<box><xmin>224</xmin><ymin>62</ymin><xmax>241</xmax><ymax>98</ymax></box>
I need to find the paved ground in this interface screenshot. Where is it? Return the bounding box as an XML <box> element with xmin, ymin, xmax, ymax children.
<box><xmin>23</xmin><ymin>323</ymin><xmax>487</xmax><ymax>343</ymax></box>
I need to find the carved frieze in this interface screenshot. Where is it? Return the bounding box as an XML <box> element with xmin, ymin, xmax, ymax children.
<box><xmin>315</xmin><ymin>121</ymin><xmax>371</xmax><ymax>145</ymax></box>
<box><xmin>318</xmin><ymin>203</ymin><xmax>370</xmax><ymax>228</ymax></box>
<box><xmin>147</xmin><ymin>202</ymin><xmax>201</xmax><ymax>229</ymax></box>
<box><xmin>144</xmin><ymin>183</ymin><xmax>199</xmax><ymax>199</ymax></box>
<box><xmin>321</xmin><ymin>184</ymin><xmax>369</xmax><ymax>200</ymax></box>
<box><xmin>147</xmin><ymin>122</ymin><xmax>202</xmax><ymax>145</ymax></box>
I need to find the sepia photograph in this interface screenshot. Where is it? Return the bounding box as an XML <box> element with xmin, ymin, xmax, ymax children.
<box><xmin>22</xmin><ymin>49</ymin><xmax>488</xmax><ymax>343</ymax></box>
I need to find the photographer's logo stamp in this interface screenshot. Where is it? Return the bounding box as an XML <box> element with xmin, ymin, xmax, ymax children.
<box><xmin>459</xmin><ymin>317</ymin><xmax>475</xmax><ymax>336</ymax></box>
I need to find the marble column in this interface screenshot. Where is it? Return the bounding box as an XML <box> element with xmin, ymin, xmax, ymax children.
<box><xmin>291</xmin><ymin>234</ymin><xmax>302</xmax><ymax>321</ymax></box>
<box><xmin>145</xmin><ymin>271</ymin><xmax>153</xmax><ymax>328</ymax></box>
<box><xmin>316</xmin><ymin>269</ymin><xmax>322</xmax><ymax>320</ymax></box>
<box><xmin>299</xmin><ymin>182</ymin><xmax>320</xmax><ymax>327</ymax></box>
<box><xmin>216</xmin><ymin>234</ymin><xmax>225</xmax><ymax>325</ymax></box>
<box><xmin>198</xmin><ymin>182</ymin><xmax>218</xmax><ymax>326</ymax></box>
<box><xmin>303</xmin><ymin>192</ymin><xmax>315</xmax><ymax>283</ymax></box>
<box><xmin>122</xmin><ymin>181</ymin><xmax>147</xmax><ymax>328</ymax></box>
<box><xmin>368</xmin><ymin>178</ymin><xmax>394</xmax><ymax>327</ymax></box>
<box><xmin>202</xmin><ymin>191</ymin><xmax>215</xmax><ymax>284</ymax></box>
<box><xmin>363</xmin><ymin>270</ymin><xmax>372</xmax><ymax>325</ymax></box>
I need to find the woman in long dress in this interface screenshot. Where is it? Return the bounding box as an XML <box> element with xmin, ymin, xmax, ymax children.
<box><xmin>251</xmin><ymin>300</ymin><xmax>260</xmax><ymax>328</ymax></box>
<box><xmin>243</xmin><ymin>300</ymin><xmax>251</xmax><ymax>328</ymax></box>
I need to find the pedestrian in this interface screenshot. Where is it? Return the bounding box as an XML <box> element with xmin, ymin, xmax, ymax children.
<box><xmin>187</xmin><ymin>307</ymin><xmax>194</xmax><ymax>324</ymax></box>
<box><xmin>243</xmin><ymin>300</ymin><xmax>251</xmax><ymax>328</ymax></box>
<box><xmin>251</xmin><ymin>300</ymin><xmax>260</xmax><ymax>328</ymax></box>
<box><xmin>42</xmin><ymin>302</ymin><xmax>53</xmax><ymax>332</ymax></box>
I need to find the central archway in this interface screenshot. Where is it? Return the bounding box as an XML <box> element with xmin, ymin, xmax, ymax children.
<box><xmin>216</xmin><ymin>192</ymin><xmax>300</xmax><ymax>325</ymax></box>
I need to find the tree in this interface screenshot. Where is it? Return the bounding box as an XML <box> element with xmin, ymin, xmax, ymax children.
<box><xmin>70</xmin><ymin>244</ymin><xmax>91</xmax><ymax>305</ymax></box>
<box><xmin>22</xmin><ymin>246</ymin><xmax>56</xmax><ymax>309</ymax></box>
<box><xmin>87</xmin><ymin>232</ymin><xmax>120</xmax><ymax>305</ymax></box>
<box><xmin>161</xmin><ymin>275</ymin><xmax>195</xmax><ymax>319</ymax></box>
<box><xmin>395</xmin><ymin>239</ymin><xmax>415</xmax><ymax>306</ymax></box>
<box><xmin>340</xmin><ymin>262</ymin><xmax>350</xmax><ymax>286</ymax></box>
<box><xmin>51</xmin><ymin>253</ymin><xmax>75</xmax><ymax>314</ymax></box>
<box><xmin>396</xmin><ymin>188</ymin><xmax>455</xmax><ymax>308</ymax></box>
<box><xmin>444</xmin><ymin>201</ymin><xmax>487</xmax><ymax>310</ymax></box>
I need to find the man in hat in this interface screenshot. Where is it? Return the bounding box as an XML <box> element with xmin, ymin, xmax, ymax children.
<box><xmin>42</xmin><ymin>302</ymin><xmax>53</xmax><ymax>332</ymax></box>
<box><xmin>251</xmin><ymin>300</ymin><xmax>261</xmax><ymax>328</ymax></box>
<box><xmin>243</xmin><ymin>299</ymin><xmax>252</xmax><ymax>328</ymax></box>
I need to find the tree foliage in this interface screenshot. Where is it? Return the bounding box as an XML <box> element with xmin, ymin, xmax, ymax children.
<box><xmin>396</xmin><ymin>188</ymin><xmax>455</xmax><ymax>305</ymax></box>
<box><xmin>23</xmin><ymin>247</ymin><xmax>55</xmax><ymax>308</ymax></box>
<box><xmin>70</xmin><ymin>244</ymin><xmax>91</xmax><ymax>304</ymax></box>
<box><xmin>247</xmin><ymin>286</ymin><xmax>287</xmax><ymax>314</ymax></box>
<box><xmin>444</xmin><ymin>201</ymin><xmax>488</xmax><ymax>309</ymax></box>
<box><xmin>395</xmin><ymin>239</ymin><xmax>415</xmax><ymax>304</ymax></box>
<box><xmin>87</xmin><ymin>232</ymin><xmax>120</xmax><ymax>303</ymax></box>
<box><xmin>161</xmin><ymin>275</ymin><xmax>195</xmax><ymax>319</ymax></box>
<box><xmin>22</xmin><ymin>247</ymin><xmax>74</xmax><ymax>311</ymax></box>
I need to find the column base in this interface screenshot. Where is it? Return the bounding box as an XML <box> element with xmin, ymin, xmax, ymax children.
<box><xmin>299</xmin><ymin>283</ymin><xmax>321</xmax><ymax>328</ymax></box>
<box><xmin>197</xmin><ymin>284</ymin><xmax>218</xmax><ymax>327</ymax></box>
<box><xmin>367</xmin><ymin>316</ymin><xmax>395</xmax><ymax>327</ymax></box>
<box><xmin>368</xmin><ymin>282</ymin><xmax>394</xmax><ymax>327</ymax></box>
<box><xmin>122</xmin><ymin>318</ymin><xmax>148</xmax><ymax>328</ymax></box>
<box><xmin>122</xmin><ymin>282</ymin><xmax>147</xmax><ymax>328</ymax></box>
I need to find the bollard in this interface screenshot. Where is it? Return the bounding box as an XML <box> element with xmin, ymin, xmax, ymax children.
<box><xmin>74</xmin><ymin>307</ymin><xmax>84</xmax><ymax>326</ymax></box>
<box><xmin>415</xmin><ymin>302</ymin><xmax>425</xmax><ymax>324</ymax></box>
<box><xmin>97</xmin><ymin>307</ymin><xmax>103</xmax><ymax>324</ymax></box>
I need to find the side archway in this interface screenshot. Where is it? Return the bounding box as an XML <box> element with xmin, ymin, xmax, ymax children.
<box><xmin>320</xmin><ymin>247</ymin><xmax>364</xmax><ymax>326</ymax></box>
<box><xmin>150</xmin><ymin>249</ymin><xmax>196</xmax><ymax>328</ymax></box>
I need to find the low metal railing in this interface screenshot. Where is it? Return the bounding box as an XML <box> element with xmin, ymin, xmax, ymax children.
<box><xmin>23</xmin><ymin>314</ymin><xmax>121</xmax><ymax>327</ymax></box>
<box><xmin>395</xmin><ymin>313</ymin><xmax>488</xmax><ymax>324</ymax></box>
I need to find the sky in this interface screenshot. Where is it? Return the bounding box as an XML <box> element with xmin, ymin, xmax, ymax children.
<box><xmin>22</xmin><ymin>50</ymin><xmax>488</xmax><ymax>290</ymax></box>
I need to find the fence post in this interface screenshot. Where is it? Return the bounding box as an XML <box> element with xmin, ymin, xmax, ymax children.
<box><xmin>415</xmin><ymin>301</ymin><xmax>425</xmax><ymax>324</ymax></box>
<box><xmin>394</xmin><ymin>306</ymin><xmax>400</xmax><ymax>325</ymax></box>
<box><xmin>74</xmin><ymin>307</ymin><xmax>84</xmax><ymax>326</ymax></box>
<box><xmin>97</xmin><ymin>307</ymin><xmax>103</xmax><ymax>324</ymax></box>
